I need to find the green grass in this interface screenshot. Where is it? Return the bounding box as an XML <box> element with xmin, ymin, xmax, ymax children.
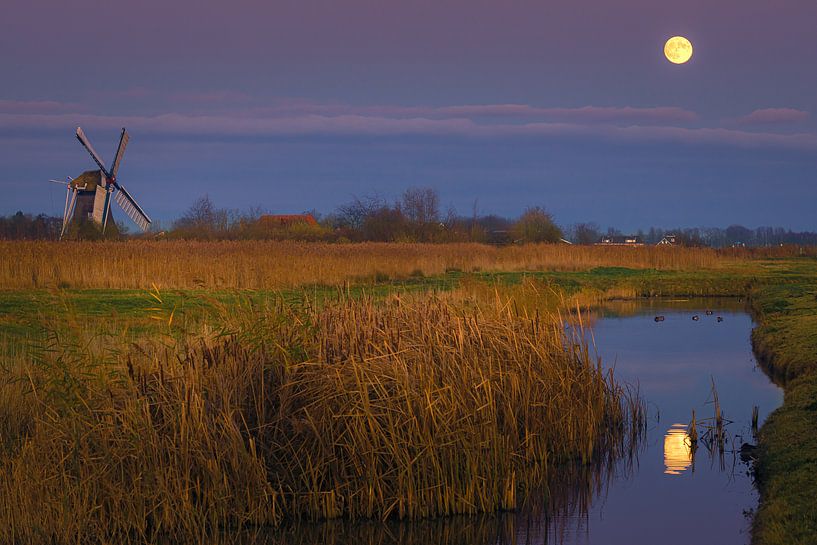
<box><xmin>752</xmin><ymin>374</ymin><xmax>817</xmax><ymax>544</ymax></box>
<box><xmin>466</xmin><ymin>264</ymin><xmax>767</xmax><ymax>297</ymax></box>
<box><xmin>747</xmin><ymin>276</ymin><xmax>817</xmax><ymax>544</ymax></box>
<box><xmin>751</xmin><ymin>283</ymin><xmax>817</xmax><ymax>381</ymax></box>
<box><xmin>0</xmin><ymin>274</ymin><xmax>463</xmax><ymax>343</ymax></box>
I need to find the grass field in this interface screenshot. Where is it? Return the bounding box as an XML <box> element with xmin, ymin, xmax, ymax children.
<box><xmin>0</xmin><ymin>242</ymin><xmax>815</xmax><ymax>544</ymax></box>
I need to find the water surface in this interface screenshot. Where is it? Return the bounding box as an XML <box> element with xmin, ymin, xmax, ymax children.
<box><xmin>550</xmin><ymin>297</ymin><xmax>782</xmax><ymax>544</ymax></box>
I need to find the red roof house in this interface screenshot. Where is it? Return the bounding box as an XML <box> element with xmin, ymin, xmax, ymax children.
<box><xmin>258</xmin><ymin>214</ymin><xmax>319</xmax><ymax>228</ymax></box>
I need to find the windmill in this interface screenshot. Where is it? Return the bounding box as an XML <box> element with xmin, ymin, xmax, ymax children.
<box><xmin>55</xmin><ymin>127</ymin><xmax>151</xmax><ymax>239</ymax></box>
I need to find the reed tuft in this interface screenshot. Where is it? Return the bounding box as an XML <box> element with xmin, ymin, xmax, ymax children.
<box><xmin>0</xmin><ymin>286</ymin><xmax>643</xmax><ymax>543</ymax></box>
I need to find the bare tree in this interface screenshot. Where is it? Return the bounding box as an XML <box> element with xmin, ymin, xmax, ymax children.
<box><xmin>173</xmin><ymin>195</ymin><xmax>230</xmax><ymax>236</ymax></box>
<box><xmin>399</xmin><ymin>187</ymin><xmax>440</xmax><ymax>225</ymax></box>
<box><xmin>573</xmin><ymin>222</ymin><xmax>601</xmax><ymax>245</ymax></box>
<box><xmin>334</xmin><ymin>195</ymin><xmax>386</xmax><ymax>230</ymax></box>
<box><xmin>362</xmin><ymin>207</ymin><xmax>407</xmax><ymax>241</ymax></box>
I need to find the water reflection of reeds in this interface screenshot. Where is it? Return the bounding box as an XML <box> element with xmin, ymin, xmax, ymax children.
<box><xmin>218</xmin><ymin>420</ymin><xmax>644</xmax><ymax>545</ymax></box>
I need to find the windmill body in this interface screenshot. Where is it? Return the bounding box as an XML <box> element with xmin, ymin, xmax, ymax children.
<box><xmin>66</xmin><ymin>170</ymin><xmax>121</xmax><ymax>237</ymax></box>
<box><xmin>56</xmin><ymin>127</ymin><xmax>151</xmax><ymax>239</ymax></box>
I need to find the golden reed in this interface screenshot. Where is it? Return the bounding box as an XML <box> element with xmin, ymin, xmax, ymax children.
<box><xmin>0</xmin><ymin>286</ymin><xmax>643</xmax><ymax>544</ymax></box>
<box><xmin>0</xmin><ymin>240</ymin><xmax>736</xmax><ymax>290</ymax></box>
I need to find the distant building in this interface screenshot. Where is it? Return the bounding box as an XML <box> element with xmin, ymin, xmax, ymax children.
<box><xmin>258</xmin><ymin>214</ymin><xmax>319</xmax><ymax>228</ymax></box>
<box><xmin>595</xmin><ymin>235</ymin><xmax>644</xmax><ymax>246</ymax></box>
<box><xmin>657</xmin><ymin>234</ymin><xmax>678</xmax><ymax>246</ymax></box>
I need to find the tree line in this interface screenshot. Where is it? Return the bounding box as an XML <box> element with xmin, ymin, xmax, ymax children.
<box><xmin>0</xmin><ymin>212</ymin><xmax>62</xmax><ymax>240</ymax></box>
<box><xmin>168</xmin><ymin>188</ymin><xmax>563</xmax><ymax>244</ymax></box>
<box><xmin>3</xmin><ymin>187</ymin><xmax>817</xmax><ymax>247</ymax></box>
<box><xmin>562</xmin><ymin>223</ymin><xmax>817</xmax><ymax>247</ymax></box>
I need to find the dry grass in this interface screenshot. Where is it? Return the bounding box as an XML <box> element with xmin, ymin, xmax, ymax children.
<box><xmin>0</xmin><ymin>240</ymin><xmax>736</xmax><ymax>290</ymax></box>
<box><xmin>0</xmin><ymin>285</ymin><xmax>643</xmax><ymax>544</ymax></box>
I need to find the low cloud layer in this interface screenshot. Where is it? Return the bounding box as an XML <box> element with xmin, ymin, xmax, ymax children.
<box><xmin>736</xmin><ymin>108</ymin><xmax>809</xmax><ymax>125</ymax></box>
<box><xmin>1</xmin><ymin>96</ymin><xmax>815</xmax><ymax>152</ymax></box>
<box><xmin>0</xmin><ymin>99</ymin><xmax>81</xmax><ymax>114</ymax></box>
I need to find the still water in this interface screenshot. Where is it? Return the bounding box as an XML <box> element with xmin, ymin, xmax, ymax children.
<box><xmin>247</xmin><ymin>298</ymin><xmax>782</xmax><ymax>545</ymax></box>
<box><xmin>550</xmin><ymin>297</ymin><xmax>782</xmax><ymax>544</ymax></box>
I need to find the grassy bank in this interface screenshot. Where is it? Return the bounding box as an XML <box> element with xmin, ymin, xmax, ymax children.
<box><xmin>748</xmin><ymin>278</ymin><xmax>817</xmax><ymax>544</ymax></box>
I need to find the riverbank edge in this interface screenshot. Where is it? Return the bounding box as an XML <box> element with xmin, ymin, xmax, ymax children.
<box><xmin>746</xmin><ymin>284</ymin><xmax>817</xmax><ymax>545</ymax></box>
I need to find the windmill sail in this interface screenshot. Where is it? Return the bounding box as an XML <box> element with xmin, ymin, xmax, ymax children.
<box><xmin>114</xmin><ymin>185</ymin><xmax>151</xmax><ymax>232</ymax></box>
<box><xmin>92</xmin><ymin>184</ymin><xmax>108</xmax><ymax>225</ymax></box>
<box><xmin>101</xmin><ymin>186</ymin><xmax>114</xmax><ymax>233</ymax></box>
<box><xmin>110</xmin><ymin>128</ymin><xmax>129</xmax><ymax>179</ymax></box>
<box><xmin>62</xmin><ymin>184</ymin><xmax>71</xmax><ymax>230</ymax></box>
<box><xmin>62</xmin><ymin>187</ymin><xmax>79</xmax><ymax>239</ymax></box>
<box><xmin>76</xmin><ymin>127</ymin><xmax>110</xmax><ymax>177</ymax></box>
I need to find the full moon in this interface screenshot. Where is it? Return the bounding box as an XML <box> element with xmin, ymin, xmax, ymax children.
<box><xmin>664</xmin><ymin>36</ymin><xmax>693</xmax><ymax>64</ymax></box>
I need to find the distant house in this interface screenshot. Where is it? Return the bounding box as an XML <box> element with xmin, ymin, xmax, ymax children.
<box><xmin>657</xmin><ymin>234</ymin><xmax>678</xmax><ymax>246</ymax></box>
<box><xmin>258</xmin><ymin>214</ymin><xmax>319</xmax><ymax>228</ymax></box>
<box><xmin>595</xmin><ymin>235</ymin><xmax>644</xmax><ymax>246</ymax></box>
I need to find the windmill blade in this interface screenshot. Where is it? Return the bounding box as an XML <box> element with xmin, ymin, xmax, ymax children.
<box><xmin>110</xmin><ymin>128</ymin><xmax>129</xmax><ymax>179</ymax></box>
<box><xmin>61</xmin><ymin>187</ymin><xmax>78</xmax><ymax>240</ymax></box>
<box><xmin>101</xmin><ymin>188</ymin><xmax>114</xmax><ymax>234</ymax></box>
<box><xmin>114</xmin><ymin>185</ymin><xmax>152</xmax><ymax>232</ymax></box>
<box><xmin>62</xmin><ymin>184</ymin><xmax>71</xmax><ymax>227</ymax></box>
<box><xmin>75</xmin><ymin>127</ymin><xmax>110</xmax><ymax>178</ymax></box>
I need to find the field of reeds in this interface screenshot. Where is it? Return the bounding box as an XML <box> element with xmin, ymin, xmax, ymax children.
<box><xmin>0</xmin><ymin>282</ymin><xmax>644</xmax><ymax>544</ymax></box>
<box><xmin>0</xmin><ymin>240</ymin><xmax>743</xmax><ymax>290</ymax></box>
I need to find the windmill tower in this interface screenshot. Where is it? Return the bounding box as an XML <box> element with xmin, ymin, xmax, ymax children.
<box><xmin>56</xmin><ymin>127</ymin><xmax>151</xmax><ymax>239</ymax></box>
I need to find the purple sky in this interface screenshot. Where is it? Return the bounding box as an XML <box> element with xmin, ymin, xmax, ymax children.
<box><xmin>2</xmin><ymin>0</ymin><xmax>816</xmax><ymax>230</ymax></box>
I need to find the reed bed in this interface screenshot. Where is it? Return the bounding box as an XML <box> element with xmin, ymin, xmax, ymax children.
<box><xmin>0</xmin><ymin>286</ymin><xmax>643</xmax><ymax>544</ymax></box>
<box><xmin>0</xmin><ymin>240</ymin><xmax>735</xmax><ymax>290</ymax></box>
